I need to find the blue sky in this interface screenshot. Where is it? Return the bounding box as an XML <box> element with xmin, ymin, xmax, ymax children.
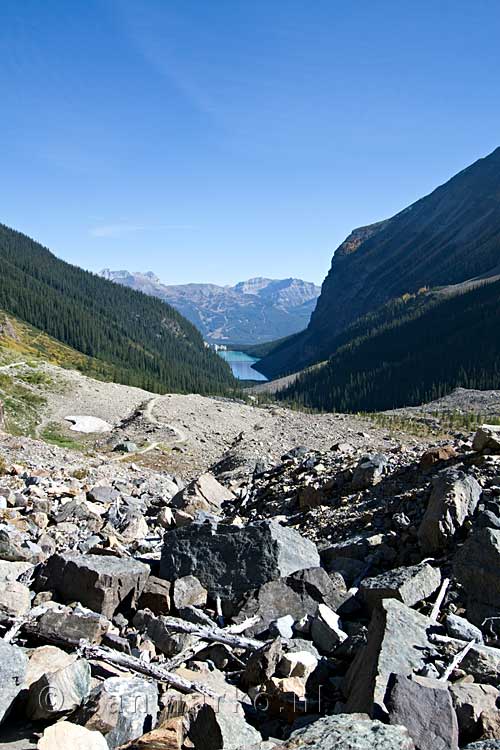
<box><xmin>1</xmin><ymin>1</ymin><xmax>499</xmax><ymax>285</ymax></box>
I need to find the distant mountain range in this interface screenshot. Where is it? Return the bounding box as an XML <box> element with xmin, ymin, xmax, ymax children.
<box><xmin>99</xmin><ymin>271</ymin><xmax>320</xmax><ymax>345</ymax></box>
<box><xmin>256</xmin><ymin>146</ymin><xmax>500</xmax><ymax>411</ymax></box>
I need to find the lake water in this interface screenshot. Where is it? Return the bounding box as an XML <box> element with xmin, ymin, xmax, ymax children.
<box><xmin>218</xmin><ymin>350</ymin><xmax>268</xmax><ymax>381</ymax></box>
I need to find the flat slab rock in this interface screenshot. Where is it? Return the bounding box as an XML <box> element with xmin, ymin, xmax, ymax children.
<box><xmin>345</xmin><ymin>599</ymin><xmax>433</xmax><ymax>716</ymax></box>
<box><xmin>278</xmin><ymin>713</ymin><xmax>415</xmax><ymax>749</ymax></box>
<box><xmin>160</xmin><ymin>519</ymin><xmax>320</xmax><ymax>598</ymax></box>
<box><xmin>38</xmin><ymin>552</ymin><xmax>150</xmax><ymax>619</ymax></box>
<box><xmin>65</xmin><ymin>416</ymin><xmax>113</xmax><ymax>433</ymax></box>
<box><xmin>360</xmin><ymin>562</ymin><xmax>441</xmax><ymax>610</ymax></box>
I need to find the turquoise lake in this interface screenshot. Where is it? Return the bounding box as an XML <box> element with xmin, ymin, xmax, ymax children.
<box><xmin>217</xmin><ymin>350</ymin><xmax>268</xmax><ymax>381</ymax></box>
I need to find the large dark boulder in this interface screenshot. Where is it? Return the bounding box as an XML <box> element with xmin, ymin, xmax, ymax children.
<box><xmin>37</xmin><ymin>552</ymin><xmax>150</xmax><ymax>618</ymax></box>
<box><xmin>160</xmin><ymin>519</ymin><xmax>320</xmax><ymax>598</ymax></box>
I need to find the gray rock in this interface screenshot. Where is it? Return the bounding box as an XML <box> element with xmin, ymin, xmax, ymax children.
<box><xmin>26</xmin><ymin>654</ymin><xmax>91</xmax><ymax>720</ymax></box>
<box><xmin>230</xmin><ymin>567</ymin><xmax>346</xmax><ymax>637</ymax></box>
<box><xmin>454</xmin><ymin>527</ymin><xmax>500</xmax><ymax>620</ymax></box>
<box><xmin>464</xmin><ymin>743</ymin><xmax>500</xmax><ymax>749</ymax></box>
<box><xmin>344</xmin><ymin>599</ymin><xmax>433</xmax><ymax>715</ymax></box>
<box><xmin>35</xmin><ymin>604</ymin><xmax>110</xmax><ymax>645</ymax></box>
<box><xmin>360</xmin><ymin>562</ymin><xmax>441</xmax><ymax>610</ymax></box>
<box><xmin>188</xmin><ymin>703</ymin><xmax>261</xmax><ymax>750</ymax></box>
<box><xmin>450</xmin><ymin>682</ymin><xmax>499</xmax><ymax>739</ymax></box>
<box><xmin>87</xmin><ymin>485</ymin><xmax>120</xmax><ymax>504</ymax></box>
<box><xmin>160</xmin><ymin>519</ymin><xmax>320</xmax><ymax>598</ymax></box>
<box><xmin>113</xmin><ymin>441</ymin><xmax>138</xmax><ymax>453</ymax></box>
<box><xmin>137</xmin><ymin>575</ymin><xmax>171</xmax><ymax>615</ymax></box>
<box><xmin>352</xmin><ymin>453</ymin><xmax>388</xmax><ymax>490</ymax></box>
<box><xmin>0</xmin><ymin>640</ymin><xmax>28</xmax><ymax>725</ymax></box>
<box><xmin>386</xmin><ymin>674</ymin><xmax>458</xmax><ymax>750</ymax></box>
<box><xmin>446</xmin><ymin>613</ymin><xmax>483</xmax><ymax>643</ymax></box>
<box><xmin>0</xmin><ymin>525</ymin><xmax>44</xmax><ymax>563</ymax></box>
<box><xmin>78</xmin><ymin>676</ymin><xmax>158</xmax><ymax>749</ymax></box>
<box><xmin>38</xmin><ymin>552</ymin><xmax>150</xmax><ymax>618</ymax></box>
<box><xmin>0</xmin><ymin>579</ymin><xmax>31</xmax><ymax>622</ymax></box>
<box><xmin>418</xmin><ymin>469</ymin><xmax>481</xmax><ymax>554</ymax></box>
<box><xmin>171</xmin><ymin>472</ymin><xmax>235</xmax><ymax>516</ymax></box>
<box><xmin>280</xmin><ymin>714</ymin><xmax>415</xmax><ymax>749</ymax></box>
<box><xmin>310</xmin><ymin>603</ymin><xmax>348</xmax><ymax>653</ymax></box>
<box><xmin>242</xmin><ymin>638</ymin><xmax>283</xmax><ymax>689</ymax></box>
<box><xmin>172</xmin><ymin>575</ymin><xmax>207</xmax><ymax>610</ymax></box>
<box><xmin>438</xmin><ymin>637</ymin><xmax>500</xmax><ymax>685</ymax></box>
<box><xmin>133</xmin><ymin>610</ymin><xmax>194</xmax><ymax>657</ymax></box>
<box><xmin>473</xmin><ymin>425</ymin><xmax>500</xmax><ymax>453</ymax></box>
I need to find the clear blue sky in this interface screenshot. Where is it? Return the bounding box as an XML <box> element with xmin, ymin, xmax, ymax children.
<box><xmin>1</xmin><ymin>1</ymin><xmax>499</xmax><ymax>285</ymax></box>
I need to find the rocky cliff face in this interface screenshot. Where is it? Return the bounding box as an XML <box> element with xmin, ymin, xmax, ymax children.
<box><xmin>100</xmin><ymin>272</ymin><xmax>320</xmax><ymax>344</ymax></box>
<box><xmin>258</xmin><ymin>147</ymin><xmax>500</xmax><ymax>378</ymax></box>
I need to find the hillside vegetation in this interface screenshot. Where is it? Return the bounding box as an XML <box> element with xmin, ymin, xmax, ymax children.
<box><xmin>0</xmin><ymin>224</ymin><xmax>236</xmax><ymax>395</ymax></box>
<box><xmin>278</xmin><ymin>279</ymin><xmax>500</xmax><ymax>412</ymax></box>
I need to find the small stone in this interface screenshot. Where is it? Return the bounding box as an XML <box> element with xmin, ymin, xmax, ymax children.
<box><xmin>269</xmin><ymin>615</ymin><xmax>294</xmax><ymax>639</ymax></box>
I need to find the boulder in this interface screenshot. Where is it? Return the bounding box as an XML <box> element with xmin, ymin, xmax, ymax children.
<box><xmin>418</xmin><ymin>469</ymin><xmax>481</xmax><ymax>554</ymax></box>
<box><xmin>171</xmin><ymin>576</ymin><xmax>207</xmax><ymax>610</ymax></box>
<box><xmin>360</xmin><ymin>562</ymin><xmax>441</xmax><ymax>610</ymax></box>
<box><xmin>27</xmin><ymin>654</ymin><xmax>91</xmax><ymax>720</ymax></box>
<box><xmin>187</xmin><ymin>703</ymin><xmax>261</xmax><ymax>750</ymax></box>
<box><xmin>78</xmin><ymin>676</ymin><xmax>159</xmax><ymax>749</ymax></box>
<box><xmin>352</xmin><ymin>453</ymin><xmax>388</xmax><ymax>490</ymax></box>
<box><xmin>386</xmin><ymin>674</ymin><xmax>459</xmax><ymax>750</ymax></box>
<box><xmin>0</xmin><ymin>640</ymin><xmax>28</xmax><ymax>725</ymax></box>
<box><xmin>38</xmin><ymin>552</ymin><xmax>150</xmax><ymax>618</ymax></box>
<box><xmin>450</xmin><ymin>683</ymin><xmax>499</xmax><ymax>740</ymax></box>
<box><xmin>438</xmin><ymin>637</ymin><xmax>500</xmax><ymax>685</ymax></box>
<box><xmin>310</xmin><ymin>603</ymin><xmax>348</xmax><ymax>653</ymax></box>
<box><xmin>35</xmin><ymin>604</ymin><xmax>110</xmax><ymax>645</ymax></box>
<box><xmin>133</xmin><ymin>610</ymin><xmax>195</xmax><ymax>657</ymax></box>
<box><xmin>242</xmin><ymin>638</ymin><xmax>283</xmax><ymax>689</ymax></box>
<box><xmin>419</xmin><ymin>446</ymin><xmax>457</xmax><ymax>471</ymax></box>
<box><xmin>137</xmin><ymin>576</ymin><xmax>171</xmax><ymax>615</ymax></box>
<box><xmin>171</xmin><ymin>473</ymin><xmax>235</xmax><ymax>517</ymax></box>
<box><xmin>344</xmin><ymin>599</ymin><xmax>433</xmax><ymax>715</ymax></box>
<box><xmin>38</xmin><ymin>721</ymin><xmax>108</xmax><ymax>750</ymax></box>
<box><xmin>446</xmin><ymin>613</ymin><xmax>484</xmax><ymax>643</ymax></box>
<box><xmin>116</xmin><ymin>718</ymin><xmax>183</xmax><ymax>749</ymax></box>
<box><xmin>473</xmin><ymin>425</ymin><xmax>500</xmax><ymax>454</ymax></box>
<box><xmin>26</xmin><ymin>645</ymin><xmax>77</xmax><ymax>688</ymax></box>
<box><xmin>0</xmin><ymin>579</ymin><xmax>31</xmax><ymax>622</ymax></box>
<box><xmin>279</xmin><ymin>714</ymin><xmax>415</xmax><ymax>749</ymax></box>
<box><xmin>454</xmin><ymin>528</ymin><xmax>500</xmax><ymax>619</ymax></box>
<box><xmin>160</xmin><ymin>520</ymin><xmax>320</xmax><ymax>598</ymax></box>
<box><xmin>278</xmin><ymin>650</ymin><xmax>318</xmax><ymax>680</ymax></box>
<box><xmin>464</xmin><ymin>742</ymin><xmax>500</xmax><ymax>749</ymax></box>
<box><xmin>230</xmin><ymin>567</ymin><xmax>346</xmax><ymax>636</ymax></box>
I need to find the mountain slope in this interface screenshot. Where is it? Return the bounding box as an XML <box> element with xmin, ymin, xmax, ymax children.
<box><xmin>0</xmin><ymin>224</ymin><xmax>235</xmax><ymax>395</ymax></box>
<box><xmin>278</xmin><ymin>278</ymin><xmax>500</xmax><ymax>412</ymax></box>
<box><xmin>100</xmin><ymin>270</ymin><xmax>320</xmax><ymax>344</ymax></box>
<box><xmin>258</xmin><ymin>147</ymin><xmax>500</xmax><ymax>378</ymax></box>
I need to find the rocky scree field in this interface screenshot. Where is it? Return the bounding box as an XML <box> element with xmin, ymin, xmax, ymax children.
<box><xmin>0</xmin><ymin>377</ymin><xmax>500</xmax><ymax>749</ymax></box>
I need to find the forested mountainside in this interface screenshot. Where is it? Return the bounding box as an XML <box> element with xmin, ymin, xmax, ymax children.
<box><xmin>278</xmin><ymin>278</ymin><xmax>500</xmax><ymax>412</ymax></box>
<box><xmin>100</xmin><ymin>270</ymin><xmax>320</xmax><ymax>344</ymax></box>
<box><xmin>0</xmin><ymin>224</ymin><xmax>235</xmax><ymax>395</ymax></box>
<box><xmin>258</xmin><ymin>146</ymin><xmax>500</xmax><ymax>379</ymax></box>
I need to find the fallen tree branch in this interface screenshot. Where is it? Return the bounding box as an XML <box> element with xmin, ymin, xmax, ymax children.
<box><xmin>159</xmin><ymin>616</ymin><xmax>264</xmax><ymax>651</ymax></box>
<box><xmin>79</xmin><ymin>642</ymin><xmax>221</xmax><ymax>698</ymax></box>
<box><xmin>430</xmin><ymin>577</ymin><xmax>450</xmax><ymax>622</ymax></box>
<box><xmin>440</xmin><ymin>639</ymin><xmax>475</xmax><ymax>682</ymax></box>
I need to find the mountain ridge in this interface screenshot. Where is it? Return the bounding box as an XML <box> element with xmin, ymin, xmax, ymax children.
<box><xmin>100</xmin><ymin>270</ymin><xmax>320</xmax><ymax>345</ymax></box>
<box><xmin>258</xmin><ymin>146</ymin><xmax>500</xmax><ymax>379</ymax></box>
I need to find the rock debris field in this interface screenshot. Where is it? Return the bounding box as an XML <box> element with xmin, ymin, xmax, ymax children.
<box><xmin>0</xmin><ymin>374</ymin><xmax>500</xmax><ymax>749</ymax></box>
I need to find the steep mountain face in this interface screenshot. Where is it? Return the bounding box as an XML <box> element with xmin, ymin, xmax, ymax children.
<box><xmin>100</xmin><ymin>271</ymin><xmax>320</xmax><ymax>344</ymax></box>
<box><xmin>0</xmin><ymin>224</ymin><xmax>235</xmax><ymax>395</ymax></box>
<box><xmin>258</xmin><ymin>147</ymin><xmax>500</xmax><ymax>378</ymax></box>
